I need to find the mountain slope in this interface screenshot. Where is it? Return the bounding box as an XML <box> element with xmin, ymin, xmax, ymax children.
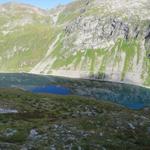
<box><xmin>0</xmin><ymin>88</ymin><xmax>150</xmax><ymax>149</ymax></box>
<box><xmin>0</xmin><ymin>0</ymin><xmax>150</xmax><ymax>85</ymax></box>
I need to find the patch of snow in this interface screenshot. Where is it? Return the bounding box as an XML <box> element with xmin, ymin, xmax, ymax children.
<box><xmin>0</xmin><ymin>108</ymin><xmax>18</xmax><ymax>114</ymax></box>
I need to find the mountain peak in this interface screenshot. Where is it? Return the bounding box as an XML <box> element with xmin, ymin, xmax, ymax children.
<box><xmin>0</xmin><ymin>1</ymin><xmax>47</xmax><ymax>15</ymax></box>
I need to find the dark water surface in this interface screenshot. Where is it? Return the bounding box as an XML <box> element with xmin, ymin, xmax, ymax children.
<box><xmin>0</xmin><ymin>73</ymin><xmax>149</xmax><ymax>110</ymax></box>
<box><xmin>125</xmin><ymin>102</ymin><xmax>145</xmax><ymax>110</ymax></box>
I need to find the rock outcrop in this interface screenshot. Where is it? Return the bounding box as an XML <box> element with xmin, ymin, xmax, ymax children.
<box><xmin>0</xmin><ymin>0</ymin><xmax>150</xmax><ymax>86</ymax></box>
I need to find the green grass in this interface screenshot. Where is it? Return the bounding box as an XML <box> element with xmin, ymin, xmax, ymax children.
<box><xmin>0</xmin><ymin>2</ymin><xmax>150</xmax><ymax>87</ymax></box>
<box><xmin>83</xmin><ymin>6</ymin><xmax>105</xmax><ymax>17</ymax></box>
<box><xmin>48</xmin><ymin>36</ymin><xmax>143</xmax><ymax>82</ymax></box>
<box><xmin>143</xmin><ymin>50</ymin><xmax>150</xmax><ymax>85</ymax></box>
<box><xmin>0</xmin><ymin>88</ymin><xmax>149</xmax><ymax>149</ymax></box>
<box><xmin>57</xmin><ymin>0</ymin><xmax>83</xmax><ymax>24</ymax></box>
<box><xmin>0</xmin><ymin>24</ymin><xmax>57</xmax><ymax>71</ymax></box>
<box><xmin>120</xmin><ymin>39</ymin><xmax>140</xmax><ymax>80</ymax></box>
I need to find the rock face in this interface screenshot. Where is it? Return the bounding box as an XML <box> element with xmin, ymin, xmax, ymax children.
<box><xmin>0</xmin><ymin>0</ymin><xmax>150</xmax><ymax>85</ymax></box>
<box><xmin>145</xmin><ymin>25</ymin><xmax>150</xmax><ymax>51</ymax></box>
<box><xmin>64</xmin><ymin>16</ymin><xmax>138</xmax><ymax>50</ymax></box>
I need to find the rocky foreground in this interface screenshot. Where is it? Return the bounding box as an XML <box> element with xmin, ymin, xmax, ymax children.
<box><xmin>0</xmin><ymin>89</ymin><xmax>150</xmax><ymax>150</ymax></box>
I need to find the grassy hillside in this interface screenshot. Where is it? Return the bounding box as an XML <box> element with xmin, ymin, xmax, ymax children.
<box><xmin>0</xmin><ymin>0</ymin><xmax>150</xmax><ymax>86</ymax></box>
<box><xmin>0</xmin><ymin>88</ymin><xmax>150</xmax><ymax>149</ymax></box>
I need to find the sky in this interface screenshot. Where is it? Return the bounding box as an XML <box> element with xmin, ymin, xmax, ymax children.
<box><xmin>0</xmin><ymin>0</ymin><xmax>73</xmax><ymax>9</ymax></box>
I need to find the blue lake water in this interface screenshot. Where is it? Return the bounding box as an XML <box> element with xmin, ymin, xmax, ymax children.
<box><xmin>124</xmin><ymin>102</ymin><xmax>145</xmax><ymax>110</ymax></box>
<box><xmin>29</xmin><ymin>85</ymin><xmax>145</xmax><ymax>110</ymax></box>
<box><xmin>30</xmin><ymin>85</ymin><xmax>70</xmax><ymax>95</ymax></box>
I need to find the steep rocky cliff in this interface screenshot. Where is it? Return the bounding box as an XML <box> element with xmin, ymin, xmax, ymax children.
<box><xmin>0</xmin><ymin>0</ymin><xmax>150</xmax><ymax>85</ymax></box>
